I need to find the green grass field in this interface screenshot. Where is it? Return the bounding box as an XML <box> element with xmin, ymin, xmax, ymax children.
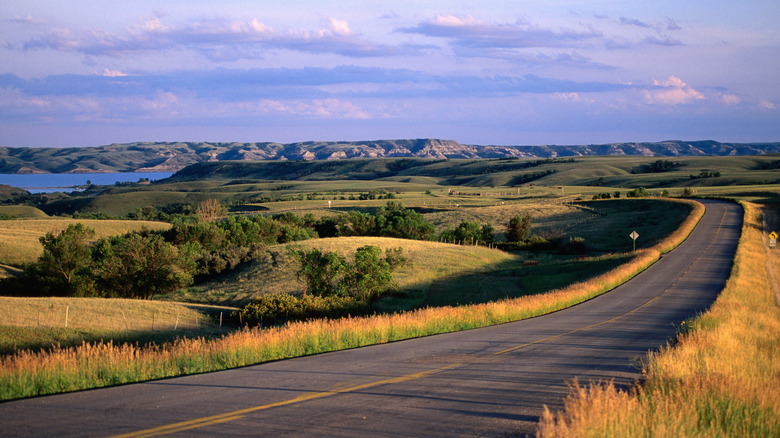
<box><xmin>0</xmin><ymin>205</ymin><xmax>48</xmax><ymax>218</ymax></box>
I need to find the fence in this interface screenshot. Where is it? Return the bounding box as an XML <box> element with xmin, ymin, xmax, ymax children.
<box><xmin>2</xmin><ymin>301</ymin><xmax>236</xmax><ymax>332</ymax></box>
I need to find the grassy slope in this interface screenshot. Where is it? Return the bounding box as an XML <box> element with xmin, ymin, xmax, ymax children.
<box><xmin>0</xmin><ymin>206</ymin><xmax>48</xmax><ymax>218</ymax></box>
<box><xmin>0</xmin><ymin>297</ymin><xmax>237</xmax><ymax>354</ymax></box>
<box><xmin>164</xmin><ymin>199</ymin><xmax>691</xmax><ymax>308</ymax></box>
<box><xmin>538</xmin><ymin>202</ymin><xmax>780</xmax><ymax>437</ymax></box>
<box><xmin>0</xmin><ymin>218</ymin><xmax>172</xmax><ymax>265</ymax></box>
<box><xmin>160</xmin><ymin>237</ymin><xmax>519</xmax><ymax>307</ymax></box>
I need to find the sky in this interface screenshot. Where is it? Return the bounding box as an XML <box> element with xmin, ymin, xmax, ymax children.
<box><xmin>1</xmin><ymin>1</ymin><xmax>779</xmax><ymax>147</ymax></box>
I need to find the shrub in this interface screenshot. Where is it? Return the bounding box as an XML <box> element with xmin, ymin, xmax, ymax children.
<box><xmin>567</xmin><ymin>236</ymin><xmax>587</xmax><ymax>253</ymax></box>
<box><xmin>293</xmin><ymin>246</ymin><xmax>406</xmax><ymax>301</ymax></box>
<box><xmin>626</xmin><ymin>187</ymin><xmax>648</xmax><ymax>198</ymax></box>
<box><xmin>506</xmin><ymin>213</ymin><xmax>532</xmax><ymax>242</ymax></box>
<box><xmin>235</xmin><ymin>294</ymin><xmax>369</xmax><ymax>327</ymax></box>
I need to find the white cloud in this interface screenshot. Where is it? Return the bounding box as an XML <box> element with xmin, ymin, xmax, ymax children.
<box><xmin>102</xmin><ymin>68</ymin><xmax>126</xmax><ymax>77</ymax></box>
<box><xmin>20</xmin><ymin>16</ymin><xmax>395</xmax><ymax>59</ymax></box>
<box><xmin>721</xmin><ymin>94</ymin><xmax>740</xmax><ymax>105</ymax></box>
<box><xmin>327</xmin><ymin>18</ymin><xmax>352</xmax><ymax>36</ymax></box>
<box><xmin>759</xmin><ymin>100</ymin><xmax>776</xmax><ymax>110</ymax></box>
<box><xmin>643</xmin><ymin>76</ymin><xmax>704</xmax><ymax>105</ymax></box>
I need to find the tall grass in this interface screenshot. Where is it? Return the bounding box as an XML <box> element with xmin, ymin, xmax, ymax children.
<box><xmin>538</xmin><ymin>201</ymin><xmax>780</xmax><ymax>437</ymax></box>
<box><xmin>0</xmin><ymin>200</ymin><xmax>704</xmax><ymax>400</ymax></box>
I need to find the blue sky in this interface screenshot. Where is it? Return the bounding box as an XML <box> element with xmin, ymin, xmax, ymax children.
<box><xmin>1</xmin><ymin>1</ymin><xmax>778</xmax><ymax>147</ymax></box>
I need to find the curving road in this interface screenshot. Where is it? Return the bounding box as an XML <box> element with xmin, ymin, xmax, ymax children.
<box><xmin>0</xmin><ymin>200</ymin><xmax>742</xmax><ymax>437</ymax></box>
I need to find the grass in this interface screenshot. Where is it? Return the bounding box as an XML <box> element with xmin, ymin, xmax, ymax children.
<box><xmin>0</xmin><ymin>199</ymin><xmax>703</xmax><ymax>400</ymax></box>
<box><xmin>537</xmin><ymin>201</ymin><xmax>780</xmax><ymax>437</ymax></box>
<box><xmin>33</xmin><ymin>154</ymin><xmax>780</xmax><ymax>219</ymax></box>
<box><xmin>0</xmin><ymin>218</ymin><xmax>171</xmax><ymax>265</ymax></box>
<box><xmin>159</xmin><ymin>237</ymin><xmax>519</xmax><ymax>307</ymax></box>
<box><xmin>0</xmin><ymin>297</ymin><xmax>238</xmax><ymax>354</ymax></box>
<box><xmin>162</xmin><ymin>198</ymin><xmax>691</xmax><ymax>308</ymax></box>
<box><xmin>0</xmin><ymin>205</ymin><xmax>48</xmax><ymax>218</ymax></box>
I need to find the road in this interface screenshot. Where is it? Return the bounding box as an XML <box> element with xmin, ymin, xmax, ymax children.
<box><xmin>0</xmin><ymin>200</ymin><xmax>742</xmax><ymax>437</ymax></box>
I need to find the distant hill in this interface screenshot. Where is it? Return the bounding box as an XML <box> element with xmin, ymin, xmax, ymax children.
<box><xmin>1</xmin><ymin>139</ymin><xmax>779</xmax><ymax>174</ymax></box>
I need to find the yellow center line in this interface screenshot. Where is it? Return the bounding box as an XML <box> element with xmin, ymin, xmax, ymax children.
<box><xmin>115</xmin><ymin>290</ymin><xmax>670</xmax><ymax>437</ymax></box>
<box><xmin>492</xmin><ymin>295</ymin><xmax>661</xmax><ymax>356</ymax></box>
<box><xmin>112</xmin><ymin>364</ymin><xmax>462</xmax><ymax>438</ymax></box>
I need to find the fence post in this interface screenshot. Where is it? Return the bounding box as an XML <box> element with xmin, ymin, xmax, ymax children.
<box><xmin>174</xmin><ymin>310</ymin><xmax>180</xmax><ymax>330</ymax></box>
<box><xmin>121</xmin><ymin>310</ymin><xmax>129</xmax><ymax>330</ymax></box>
<box><xmin>152</xmin><ymin>312</ymin><xmax>156</xmax><ymax>331</ymax></box>
<box><xmin>65</xmin><ymin>306</ymin><xmax>69</xmax><ymax>328</ymax></box>
<box><xmin>219</xmin><ymin>312</ymin><xmax>223</xmax><ymax>328</ymax></box>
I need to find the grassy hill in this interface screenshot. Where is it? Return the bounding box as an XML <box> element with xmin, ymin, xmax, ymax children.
<box><xmin>0</xmin><ymin>205</ymin><xmax>48</xmax><ymax>218</ymax></box>
<box><xmin>0</xmin><ymin>218</ymin><xmax>172</xmax><ymax>265</ymax></box>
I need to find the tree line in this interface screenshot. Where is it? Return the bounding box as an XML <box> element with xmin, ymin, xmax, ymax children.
<box><xmin>2</xmin><ymin>201</ymin><xmax>540</xmax><ymax>300</ymax></box>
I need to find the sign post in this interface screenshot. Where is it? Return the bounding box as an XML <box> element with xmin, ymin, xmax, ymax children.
<box><xmin>630</xmin><ymin>230</ymin><xmax>639</xmax><ymax>252</ymax></box>
<box><xmin>770</xmin><ymin>231</ymin><xmax>777</xmax><ymax>249</ymax></box>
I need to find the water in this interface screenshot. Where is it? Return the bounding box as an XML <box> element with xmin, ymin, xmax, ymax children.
<box><xmin>0</xmin><ymin>172</ymin><xmax>174</xmax><ymax>193</ymax></box>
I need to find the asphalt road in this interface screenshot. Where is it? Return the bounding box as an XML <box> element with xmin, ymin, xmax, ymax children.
<box><xmin>0</xmin><ymin>200</ymin><xmax>742</xmax><ymax>437</ymax></box>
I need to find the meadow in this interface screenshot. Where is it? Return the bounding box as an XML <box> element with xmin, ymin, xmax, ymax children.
<box><xmin>0</xmin><ymin>218</ymin><xmax>171</xmax><ymax>266</ymax></box>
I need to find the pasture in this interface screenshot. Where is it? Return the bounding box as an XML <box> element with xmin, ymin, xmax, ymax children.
<box><xmin>0</xmin><ymin>218</ymin><xmax>171</xmax><ymax>266</ymax></box>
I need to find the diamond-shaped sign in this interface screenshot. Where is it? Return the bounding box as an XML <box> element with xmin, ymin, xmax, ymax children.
<box><xmin>770</xmin><ymin>231</ymin><xmax>778</xmax><ymax>240</ymax></box>
<box><xmin>629</xmin><ymin>231</ymin><xmax>639</xmax><ymax>240</ymax></box>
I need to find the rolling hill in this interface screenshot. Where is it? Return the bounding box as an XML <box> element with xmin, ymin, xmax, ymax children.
<box><xmin>1</xmin><ymin>139</ymin><xmax>779</xmax><ymax>174</ymax></box>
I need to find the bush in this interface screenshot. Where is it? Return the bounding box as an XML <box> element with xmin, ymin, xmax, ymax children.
<box><xmin>506</xmin><ymin>213</ymin><xmax>532</xmax><ymax>242</ymax></box>
<box><xmin>626</xmin><ymin>187</ymin><xmax>648</xmax><ymax>198</ymax></box>
<box><xmin>293</xmin><ymin>246</ymin><xmax>406</xmax><ymax>301</ymax></box>
<box><xmin>235</xmin><ymin>294</ymin><xmax>369</xmax><ymax>327</ymax></box>
<box><xmin>567</xmin><ymin>236</ymin><xmax>587</xmax><ymax>253</ymax></box>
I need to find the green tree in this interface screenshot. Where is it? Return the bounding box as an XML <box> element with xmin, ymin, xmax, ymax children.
<box><xmin>93</xmin><ymin>234</ymin><xmax>194</xmax><ymax>299</ymax></box>
<box><xmin>506</xmin><ymin>213</ymin><xmax>532</xmax><ymax>242</ymax></box>
<box><xmin>480</xmin><ymin>223</ymin><xmax>496</xmax><ymax>244</ymax></box>
<box><xmin>343</xmin><ymin>246</ymin><xmax>396</xmax><ymax>302</ymax></box>
<box><xmin>294</xmin><ymin>246</ymin><xmax>406</xmax><ymax>301</ymax></box>
<box><xmin>294</xmin><ymin>248</ymin><xmax>347</xmax><ymax>297</ymax></box>
<box><xmin>36</xmin><ymin>223</ymin><xmax>95</xmax><ymax>296</ymax></box>
<box><xmin>375</xmin><ymin>201</ymin><xmax>435</xmax><ymax>240</ymax></box>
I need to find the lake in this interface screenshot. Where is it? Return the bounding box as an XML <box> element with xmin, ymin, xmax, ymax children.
<box><xmin>0</xmin><ymin>172</ymin><xmax>174</xmax><ymax>193</ymax></box>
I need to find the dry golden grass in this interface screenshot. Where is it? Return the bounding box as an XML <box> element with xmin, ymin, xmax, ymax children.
<box><xmin>538</xmin><ymin>201</ymin><xmax>780</xmax><ymax>437</ymax></box>
<box><xmin>0</xmin><ymin>297</ymin><xmax>234</xmax><ymax>332</ymax></box>
<box><xmin>0</xmin><ymin>219</ymin><xmax>171</xmax><ymax>265</ymax></box>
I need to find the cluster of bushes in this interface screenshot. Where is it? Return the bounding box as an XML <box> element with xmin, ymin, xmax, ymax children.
<box><xmin>236</xmin><ymin>245</ymin><xmax>407</xmax><ymax>326</ymax></box>
<box><xmin>3</xmin><ymin>224</ymin><xmax>197</xmax><ymax>298</ymax></box>
<box><xmin>626</xmin><ymin>187</ymin><xmax>649</xmax><ymax>198</ymax></box>
<box><xmin>309</xmin><ymin>201</ymin><xmax>435</xmax><ymax>240</ymax></box>
<box><xmin>690</xmin><ymin>169</ymin><xmax>721</xmax><ymax>179</ymax></box>
<box><xmin>438</xmin><ymin>221</ymin><xmax>495</xmax><ymax>245</ymax></box>
<box><xmin>1</xmin><ymin>202</ymin><xmax>432</xmax><ymax>299</ymax></box>
<box><xmin>592</xmin><ymin>191</ymin><xmax>621</xmax><ymax>200</ymax></box>
<box><xmin>631</xmin><ymin>159</ymin><xmax>685</xmax><ymax>174</ymax></box>
<box><xmin>351</xmin><ymin>189</ymin><xmax>396</xmax><ymax>200</ymax></box>
<box><xmin>234</xmin><ymin>294</ymin><xmax>369</xmax><ymax>327</ymax></box>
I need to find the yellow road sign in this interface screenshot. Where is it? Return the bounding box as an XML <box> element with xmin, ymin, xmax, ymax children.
<box><xmin>770</xmin><ymin>231</ymin><xmax>778</xmax><ymax>240</ymax></box>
